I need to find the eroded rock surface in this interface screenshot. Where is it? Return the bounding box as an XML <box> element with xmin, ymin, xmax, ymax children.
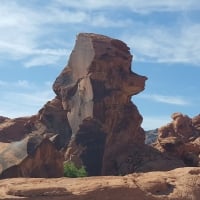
<box><xmin>155</xmin><ymin>112</ymin><xmax>200</xmax><ymax>167</ymax></box>
<box><xmin>0</xmin><ymin>135</ymin><xmax>63</xmax><ymax>179</ymax></box>
<box><xmin>54</xmin><ymin>33</ymin><xmax>147</xmax><ymax>175</ymax></box>
<box><xmin>0</xmin><ymin>167</ymin><xmax>199</xmax><ymax>200</ymax></box>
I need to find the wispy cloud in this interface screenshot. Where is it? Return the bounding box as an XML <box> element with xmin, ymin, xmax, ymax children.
<box><xmin>0</xmin><ymin>78</ymin><xmax>55</xmax><ymax>118</ymax></box>
<box><xmin>1</xmin><ymin>0</ymin><xmax>200</xmax><ymax>68</ymax></box>
<box><xmin>139</xmin><ymin>94</ymin><xmax>189</xmax><ymax>105</ymax></box>
<box><xmin>4</xmin><ymin>91</ymin><xmax>54</xmax><ymax>107</ymax></box>
<box><xmin>122</xmin><ymin>23</ymin><xmax>200</xmax><ymax>65</ymax></box>
<box><xmin>0</xmin><ymin>80</ymin><xmax>34</xmax><ymax>89</ymax></box>
<box><xmin>0</xmin><ymin>2</ymin><xmax>76</xmax><ymax>67</ymax></box>
<box><xmin>55</xmin><ymin>0</ymin><xmax>200</xmax><ymax>13</ymax></box>
<box><xmin>25</xmin><ymin>55</ymin><xmax>62</xmax><ymax>68</ymax></box>
<box><xmin>0</xmin><ymin>89</ymin><xmax>55</xmax><ymax>118</ymax></box>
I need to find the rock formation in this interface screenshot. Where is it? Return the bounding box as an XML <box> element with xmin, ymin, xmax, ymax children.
<box><xmin>0</xmin><ymin>33</ymin><xmax>195</xmax><ymax>179</ymax></box>
<box><xmin>0</xmin><ymin>99</ymin><xmax>72</xmax><ymax>149</ymax></box>
<box><xmin>0</xmin><ymin>33</ymin><xmax>148</xmax><ymax>177</ymax></box>
<box><xmin>0</xmin><ymin>167</ymin><xmax>199</xmax><ymax>200</ymax></box>
<box><xmin>0</xmin><ymin>135</ymin><xmax>63</xmax><ymax>178</ymax></box>
<box><xmin>154</xmin><ymin>112</ymin><xmax>200</xmax><ymax>167</ymax></box>
<box><xmin>53</xmin><ymin>33</ymin><xmax>147</xmax><ymax>175</ymax></box>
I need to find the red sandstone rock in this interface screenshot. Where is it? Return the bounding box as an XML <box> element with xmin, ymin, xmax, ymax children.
<box><xmin>0</xmin><ymin>167</ymin><xmax>199</xmax><ymax>200</ymax></box>
<box><xmin>0</xmin><ymin>135</ymin><xmax>63</xmax><ymax>178</ymax></box>
<box><xmin>155</xmin><ymin>112</ymin><xmax>200</xmax><ymax>167</ymax></box>
<box><xmin>0</xmin><ymin>117</ymin><xmax>31</xmax><ymax>142</ymax></box>
<box><xmin>53</xmin><ymin>33</ymin><xmax>147</xmax><ymax>175</ymax></box>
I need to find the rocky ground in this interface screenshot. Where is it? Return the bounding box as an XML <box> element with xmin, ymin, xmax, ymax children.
<box><xmin>0</xmin><ymin>167</ymin><xmax>199</xmax><ymax>200</ymax></box>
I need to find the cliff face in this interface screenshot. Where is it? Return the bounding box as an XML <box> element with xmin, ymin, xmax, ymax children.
<box><xmin>53</xmin><ymin>33</ymin><xmax>147</xmax><ymax>175</ymax></box>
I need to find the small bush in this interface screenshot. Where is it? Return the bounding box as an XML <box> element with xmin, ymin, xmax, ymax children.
<box><xmin>63</xmin><ymin>162</ymin><xmax>87</xmax><ymax>178</ymax></box>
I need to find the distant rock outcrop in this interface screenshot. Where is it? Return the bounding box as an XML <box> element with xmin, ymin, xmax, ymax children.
<box><xmin>0</xmin><ymin>116</ymin><xmax>9</xmax><ymax>124</ymax></box>
<box><xmin>145</xmin><ymin>129</ymin><xmax>158</xmax><ymax>144</ymax></box>
<box><xmin>154</xmin><ymin>112</ymin><xmax>200</xmax><ymax>167</ymax></box>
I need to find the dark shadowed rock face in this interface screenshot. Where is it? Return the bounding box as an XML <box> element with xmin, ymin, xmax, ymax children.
<box><xmin>154</xmin><ymin>112</ymin><xmax>200</xmax><ymax>167</ymax></box>
<box><xmin>54</xmin><ymin>33</ymin><xmax>147</xmax><ymax>175</ymax></box>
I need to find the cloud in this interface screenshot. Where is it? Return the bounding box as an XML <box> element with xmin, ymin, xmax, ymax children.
<box><xmin>122</xmin><ymin>23</ymin><xmax>200</xmax><ymax>65</ymax></box>
<box><xmin>0</xmin><ymin>80</ymin><xmax>34</xmax><ymax>89</ymax></box>
<box><xmin>55</xmin><ymin>0</ymin><xmax>200</xmax><ymax>13</ymax></box>
<box><xmin>1</xmin><ymin>0</ymin><xmax>200</xmax><ymax>68</ymax></box>
<box><xmin>25</xmin><ymin>55</ymin><xmax>61</xmax><ymax>68</ymax></box>
<box><xmin>0</xmin><ymin>1</ymin><xmax>82</xmax><ymax>67</ymax></box>
<box><xmin>4</xmin><ymin>90</ymin><xmax>54</xmax><ymax>106</ymax></box>
<box><xmin>0</xmin><ymin>89</ymin><xmax>55</xmax><ymax>118</ymax></box>
<box><xmin>139</xmin><ymin>94</ymin><xmax>189</xmax><ymax>105</ymax></box>
<box><xmin>0</xmin><ymin>78</ymin><xmax>55</xmax><ymax>118</ymax></box>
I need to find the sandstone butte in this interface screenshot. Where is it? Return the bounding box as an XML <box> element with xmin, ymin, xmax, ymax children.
<box><xmin>0</xmin><ymin>33</ymin><xmax>199</xmax><ymax>199</ymax></box>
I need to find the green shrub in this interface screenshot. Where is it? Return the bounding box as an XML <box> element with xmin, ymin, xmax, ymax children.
<box><xmin>63</xmin><ymin>162</ymin><xmax>87</xmax><ymax>178</ymax></box>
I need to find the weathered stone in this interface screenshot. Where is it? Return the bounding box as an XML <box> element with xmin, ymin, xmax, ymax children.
<box><xmin>0</xmin><ymin>116</ymin><xmax>9</xmax><ymax>124</ymax></box>
<box><xmin>0</xmin><ymin>98</ymin><xmax>72</xmax><ymax>150</ymax></box>
<box><xmin>155</xmin><ymin>112</ymin><xmax>200</xmax><ymax>167</ymax></box>
<box><xmin>0</xmin><ymin>135</ymin><xmax>63</xmax><ymax>179</ymax></box>
<box><xmin>0</xmin><ymin>117</ymin><xmax>31</xmax><ymax>142</ymax></box>
<box><xmin>54</xmin><ymin>33</ymin><xmax>147</xmax><ymax>175</ymax></box>
<box><xmin>0</xmin><ymin>167</ymin><xmax>199</xmax><ymax>200</ymax></box>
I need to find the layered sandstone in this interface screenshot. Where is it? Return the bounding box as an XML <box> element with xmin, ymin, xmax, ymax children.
<box><xmin>0</xmin><ymin>167</ymin><xmax>199</xmax><ymax>200</ymax></box>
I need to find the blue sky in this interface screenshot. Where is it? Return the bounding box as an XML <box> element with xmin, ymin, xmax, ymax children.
<box><xmin>0</xmin><ymin>0</ymin><xmax>200</xmax><ymax>130</ymax></box>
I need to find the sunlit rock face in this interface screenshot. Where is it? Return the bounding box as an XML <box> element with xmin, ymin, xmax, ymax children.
<box><xmin>53</xmin><ymin>33</ymin><xmax>147</xmax><ymax>175</ymax></box>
